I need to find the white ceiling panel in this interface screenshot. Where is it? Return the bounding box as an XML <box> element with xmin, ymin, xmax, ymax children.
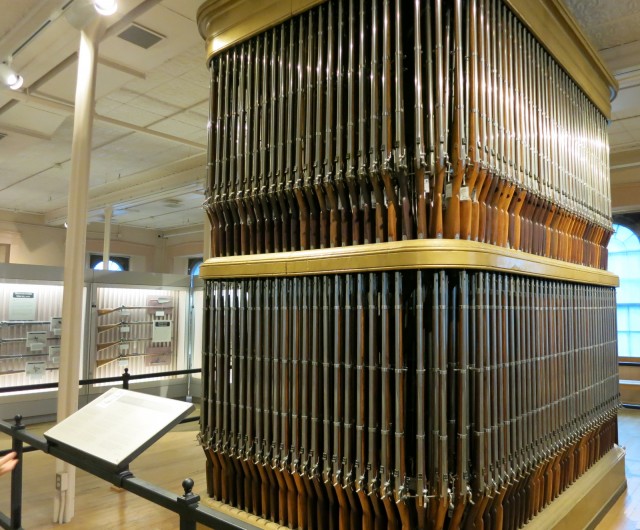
<box><xmin>160</xmin><ymin>0</ymin><xmax>200</xmax><ymax>22</ymax></box>
<box><xmin>149</xmin><ymin>117</ymin><xmax>203</xmax><ymax>138</ymax></box>
<box><xmin>35</xmin><ymin>60</ymin><xmax>141</xmax><ymax>104</ymax></box>
<box><xmin>0</xmin><ymin>104</ymin><xmax>67</xmax><ymax>137</ymax></box>
<box><xmin>102</xmin><ymin>103</ymin><xmax>166</xmax><ymax>127</ymax></box>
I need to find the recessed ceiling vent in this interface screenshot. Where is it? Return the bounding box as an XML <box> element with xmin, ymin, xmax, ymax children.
<box><xmin>117</xmin><ymin>23</ymin><xmax>165</xmax><ymax>49</ymax></box>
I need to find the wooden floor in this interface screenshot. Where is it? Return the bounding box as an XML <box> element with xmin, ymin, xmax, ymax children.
<box><xmin>1</xmin><ymin>408</ymin><xmax>639</xmax><ymax>529</ymax></box>
<box><xmin>596</xmin><ymin>407</ymin><xmax>640</xmax><ymax>529</ymax></box>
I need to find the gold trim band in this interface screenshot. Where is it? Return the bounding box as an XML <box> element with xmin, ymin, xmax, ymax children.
<box><xmin>200</xmin><ymin>240</ymin><xmax>619</xmax><ymax>287</ymax></box>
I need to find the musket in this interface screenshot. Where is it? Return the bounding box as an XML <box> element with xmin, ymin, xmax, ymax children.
<box><xmin>252</xmin><ymin>280</ymin><xmax>269</xmax><ymax>518</ymax></box>
<box><xmin>356</xmin><ymin>272</ymin><xmax>374</xmax><ymax>530</ymax></box>
<box><xmin>244</xmin><ymin>280</ymin><xmax>261</xmax><ymax>517</ymax></box>
<box><xmin>220</xmin><ymin>282</ymin><xmax>234</xmax><ymax>505</ymax></box>
<box><xmin>228</xmin><ymin>49</ymin><xmax>242</xmax><ymax>255</ymax></box>
<box><xmin>97</xmin><ymin>320</ymin><xmax>153</xmax><ymax>334</ymax></box>
<box><xmin>219</xmin><ymin>52</ymin><xmax>235</xmax><ymax>256</ymax></box>
<box><xmin>334</xmin><ymin>2</ymin><xmax>355</xmax><ymax>245</ymax></box>
<box><xmin>431</xmin><ymin>271</ymin><xmax>450</xmax><ymax>530</ymax></box>
<box><xmin>237</xmin><ymin>280</ymin><xmax>253</xmax><ymax>512</ymax></box>
<box><xmin>369</xmin><ymin>0</ymin><xmax>388</xmax><ymax>244</ymax></box>
<box><xmin>97</xmin><ymin>305</ymin><xmax>173</xmax><ymax>316</ymax></box>
<box><xmin>267</xmin><ymin>30</ymin><xmax>283</xmax><ymax>254</ymax></box>
<box><xmin>320</xmin><ymin>1</ymin><xmax>341</xmax><ymax>250</ymax></box>
<box><xmin>259</xmin><ymin>34</ymin><xmax>274</xmax><ymax>255</ymax></box>
<box><xmin>391</xmin><ymin>270</ymin><xmax>413</xmax><ymax>530</ymax></box>
<box><xmin>392</xmin><ymin>0</ymin><xmax>412</xmax><ymax>242</ymax></box>
<box><xmin>367</xmin><ymin>272</ymin><xmax>386</xmax><ymax>529</ymax></box>
<box><xmin>415</xmin><ymin>270</ymin><xmax>428</xmax><ymax>530</ymax></box>
<box><xmin>284</xmin><ymin>21</ymin><xmax>300</xmax><ymax>251</ymax></box>
<box><xmin>228</xmin><ymin>282</ymin><xmax>245</xmax><ymax>507</ymax></box>
<box><xmin>0</xmin><ymin>352</ymin><xmax>52</xmax><ymax>361</ymax></box>
<box><xmin>508</xmin><ymin>16</ymin><xmax>528</xmax><ymax>251</ymax></box>
<box><xmin>342</xmin><ymin>273</ymin><xmax>362</xmax><ymax>529</ymax></box>
<box><xmin>243</xmin><ymin>42</ymin><xmax>257</xmax><ymax>256</ymax></box>
<box><xmin>344</xmin><ymin>0</ymin><xmax>360</xmax><ymax>247</ymax></box>
<box><xmin>314</xmin><ymin>3</ymin><xmax>330</xmax><ymax>250</ymax></box>
<box><xmin>303</xmin><ymin>12</ymin><xmax>320</xmax><ymax>251</ymax></box>
<box><xmin>443</xmin><ymin>0</ymin><xmax>466</xmax><ymax>240</ymax></box>
<box><xmin>270</xmin><ymin>279</ymin><xmax>288</xmax><ymax>524</ymax></box>
<box><xmin>262</xmin><ymin>279</ymin><xmax>279</xmax><ymax>521</ymax></box>
<box><xmin>429</xmin><ymin>0</ymin><xmax>447</xmax><ymax>239</ymax></box>
<box><xmin>331</xmin><ymin>275</ymin><xmax>349</xmax><ymax>530</ymax></box>
<box><xmin>378</xmin><ymin>271</ymin><xmax>396</xmax><ymax>528</ymax></box>
<box><xmin>357</xmin><ymin>0</ymin><xmax>373</xmax><ymax>245</ymax></box>
<box><xmin>0</xmin><ymin>336</ymin><xmax>56</xmax><ymax>345</ymax></box>
<box><xmin>211</xmin><ymin>282</ymin><xmax>225</xmax><ymax>501</ymax></box>
<box><xmin>320</xmin><ymin>275</ymin><xmax>338</xmax><ymax>530</ymax></box>
<box><xmin>0</xmin><ymin>320</ymin><xmax>50</xmax><ymax>327</ymax></box>
<box><xmin>249</xmin><ymin>38</ymin><xmax>265</xmax><ymax>255</ymax></box>
<box><xmin>95</xmin><ymin>337</ymin><xmax>152</xmax><ymax>352</ymax></box>
<box><xmin>413</xmin><ymin>0</ymin><xmax>428</xmax><ymax>240</ymax></box>
<box><xmin>379</xmin><ymin>0</ymin><xmax>400</xmax><ymax>243</ymax></box>
<box><xmin>206</xmin><ymin>56</ymin><xmax>224</xmax><ymax>257</ymax></box>
<box><xmin>276</xmin><ymin>25</ymin><xmax>291</xmax><ymax>252</ymax></box>
<box><xmin>310</xmin><ymin>275</ymin><xmax>329</xmax><ymax>530</ymax></box>
<box><xmin>200</xmin><ymin>283</ymin><xmax>213</xmax><ymax>497</ymax></box>
<box><xmin>289</xmin><ymin>277</ymin><xmax>307</xmax><ymax>528</ymax></box>
<box><xmin>294</xmin><ymin>17</ymin><xmax>310</xmax><ymax>251</ymax></box>
<box><xmin>449</xmin><ymin>271</ymin><xmax>470</xmax><ymax>527</ymax></box>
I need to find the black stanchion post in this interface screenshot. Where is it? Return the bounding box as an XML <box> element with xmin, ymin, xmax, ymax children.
<box><xmin>10</xmin><ymin>415</ymin><xmax>24</xmax><ymax>530</ymax></box>
<box><xmin>122</xmin><ymin>368</ymin><xmax>131</xmax><ymax>390</ymax></box>
<box><xmin>177</xmin><ymin>478</ymin><xmax>200</xmax><ymax>530</ymax></box>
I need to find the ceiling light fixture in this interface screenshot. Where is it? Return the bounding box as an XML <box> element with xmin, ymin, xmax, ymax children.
<box><xmin>0</xmin><ymin>63</ymin><xmax>23</xmax><ymax>90</ymax></box>
<box><xmin>93</xmin><ymin>0</ymin><xmax>117</xmax><ymax>16</ymax></box>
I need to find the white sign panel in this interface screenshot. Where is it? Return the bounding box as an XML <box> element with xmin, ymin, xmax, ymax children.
<box><xmin>44</xmin><ymin>388</ymin><xmax>194</xmax><ymax>468</ymax></box>
<box><xmin>25</xmin><ymin>361</ymin><xmax>46</xmax><ymax>378</ymax></box>
<box><xmin>152</xmin><ymin>320</ymin><xmax>172</xmax><ymax>343</ymax></box>
<box><xmin>8</xmin><ymin>292</ymin><xmax>36</xmax><ymax>321</ymax></box>
<box><xmin>50</xmin><ymin>317</ymin><xmax>62</xmax><ymax>336</ymax></box>
<box><xmin>26</xmin><ymin>331</ymin><xmax>47</xmax><ymax>351</ymax></box>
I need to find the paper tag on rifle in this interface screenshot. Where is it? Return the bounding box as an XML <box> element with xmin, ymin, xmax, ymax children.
<box><xmin>119</xmin><ymin>309</ymin><xmax>131</xmax><ymax>316</ymax></box>
<box><xmin>29</xmin><ymin>342</ymin><xmax>44</xmax><ymax>352</ymax></box>
<box><xmin>460</xmin><ymin>186</ymin><xmax>470</xmax><ymax>201</ymax></box>
<box><xmin>25</xmin><ymin>361</ymin><xmax>46</xmax><ymax>378</ymax></box>
<box><xmin>423</xmin><ymin>176</ymin><xmax>430</xmax><ymax>195</ymax></box>
<box><xmin>119</xmin><ymin>344</ymin><xmax>130</xmax><ymax>352</ymax></box>
<box><xmin>118</xmin><ymin>358</ymin><xmax>129</xmax><ymax>367</ymax></box>
<box><xmin>155</xmin><ymin>311</ymin><xmax>165</xmax><ymax>317</ymax></box>
<box><xmin>371</xmin><ymin>194</ymin><xmax>377</xmax><ymax>208</ymax></box>
<box><xmin>120</xmin><ymin>326</ymin><xmax>130</xmax><ymax>334</ymax></box>
<box><xmin>445</xmin><ymin>182</ymin><xmax>453</xmax><ymax>199</ymax></box>
<box><xmin>49</xmin><ymin>345</ymin><xmax>60</xmax><ymax>362</ymax></box>
<box><xmin>50</xmin><ymin>317</ymin><xmax>62</xmax><ymax>336</ymax></box>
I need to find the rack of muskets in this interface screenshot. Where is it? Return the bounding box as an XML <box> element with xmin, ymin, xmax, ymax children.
<box><xmin>198</xmin><ymin>0</ymin><xmax>620</xmax><ymax>529</ymax></box>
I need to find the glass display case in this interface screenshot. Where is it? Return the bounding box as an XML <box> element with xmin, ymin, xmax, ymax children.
<box><xmin>0</xmin><ymin>266</ymin><xmax>203</xmax><ymax>422</ymax></box>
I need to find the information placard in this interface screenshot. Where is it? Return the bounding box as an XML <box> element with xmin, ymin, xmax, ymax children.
<box><xmin>44</xmin><ymin>388</ymin><xmax>194</xmax><ymax>469</ymax></box>
<box><xmin>8</xmin><ymin>291</ymin><xmax>36</xmax><ymax>321</ymax></box>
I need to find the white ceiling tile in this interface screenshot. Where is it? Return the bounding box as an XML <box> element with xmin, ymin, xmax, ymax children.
<box><xmin>0</xmin><ymin>104</ymin><xmax>67</xmax><ymax>137</ymax></box>
<box><xmin>148</xmin><ymin>118</ymin><xmax>202</xmax><ymax>138</ymax></box>
<box><xmin>103</xmin><ymin>103</ymin><xmax>165</xmax><ymax>127</ymax></box>
<box><xmin>126</xmin><ymin>93</ymin><xmax>181</xmax><ymax>117</ymax></box>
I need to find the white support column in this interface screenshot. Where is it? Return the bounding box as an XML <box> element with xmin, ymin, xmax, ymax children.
<box><xmin>54</xmin><ymin>17</ymin><xmax>105</xmax><ymax>524</ymax></box>
<box><xmin>103</xmin><ymin>204</ymin><xmax>112</xmax><ymax>268</ymax></box>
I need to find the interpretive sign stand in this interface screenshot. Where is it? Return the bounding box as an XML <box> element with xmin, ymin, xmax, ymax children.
<box><xmin>44</xmin><ymin>388</ymin><xmax>194</xmax><ymax>471</ymax></box>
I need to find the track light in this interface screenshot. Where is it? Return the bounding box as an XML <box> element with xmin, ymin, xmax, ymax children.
<box><xmin>0</xmin><ymin>63</ymin><xmax>23</xmax><ymax>90</ymax></box>
<box><xmin>93</xmin><ymin>0</ymin><xmax>117</xmax><ymax>16</ymax></box>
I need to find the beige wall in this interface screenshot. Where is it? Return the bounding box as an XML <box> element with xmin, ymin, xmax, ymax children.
<box><xmin>0</xmin><ymin>211</ymin><xmax>204</xmax><ymax>274</ymax></box>
<box><xmin>0</xmin><ymin>212</ymin><xmax>66</xmax><ymax>267</ymax></box>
